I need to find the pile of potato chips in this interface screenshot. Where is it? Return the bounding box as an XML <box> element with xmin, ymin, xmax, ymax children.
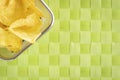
<box><xmin>0</xmin><ymin>0</ymin><xmax>43</xmax><ymax>53</ymax></box>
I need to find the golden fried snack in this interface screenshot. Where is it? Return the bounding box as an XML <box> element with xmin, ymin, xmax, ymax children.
<box><xmin>0</xmin><ymin>0</ymin><xmax>43</xmax><ymax>26</ymax></box>
<box><xmin>0</xmin><ymin>28</ymin><xmax>22</xmax><ymax>53</ymax></box>
<box><xmin>0</xmin><ymin>0</ymin><xmax>43</xmax><ymax>52</ymax></box>
<box><xmin>9</xmin><ymin>13</ymin><xmax>42</xmax><ymax>43</ymax></box>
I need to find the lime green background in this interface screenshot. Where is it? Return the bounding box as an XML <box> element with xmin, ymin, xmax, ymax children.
<box><xmin>1</xmin><ymin>0</ymin><xmax>120</xmax><ymax>80</ymax></box>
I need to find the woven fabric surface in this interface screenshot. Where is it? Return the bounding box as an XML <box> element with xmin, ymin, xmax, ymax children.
<box><xmin>0</xmin><ymin>0</ymin><xmax>120</xmax><ymax>80</ymax></box>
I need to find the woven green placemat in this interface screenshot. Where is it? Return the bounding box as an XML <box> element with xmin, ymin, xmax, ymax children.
<box><xmin>0</xmin><ymin>0</ymin><xmax>120</xmax><ymax>80</ymax></box>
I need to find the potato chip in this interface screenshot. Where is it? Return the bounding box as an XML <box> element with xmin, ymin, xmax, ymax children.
<box><xmin>0</xmin><ymin>0</ymin><xmax>43</xmax><ymax>26</ymax></box>
<box><xmin>0</xmin><ymin>0</ymin><xmax>44</xmax><ymax>53</ymax></box>
<box><xmin>0</xmin><ymin>28</ymin><xmax>6</xmax><ymax>47</ymax></box>
<box><xmin>9</xmin><ymin>13</ymin><xmax>42</xmax><ymax>43</ymax></box>
<box><xmin>31</xmin><ymin>0</ymin><xmax>34</xmax><ymax>2</ymax></box>
<box><xmin>0</xmin><ymin>27</ymin><xmax>22</xmax><ymax>53</ymax></box>
<box><xmin>5</xmin><ymin>31</ymin><xmax>22</xmax><ymax>53</ymax></box>
<box><xmin>0</xmin><ymin>22</ymin><xmax>8</xmax><ymax>47</ymax></box>
<box><xmin>0</xmin><ymin>22</ymin><xmax>8</xmax><ymax>30</ymax></box>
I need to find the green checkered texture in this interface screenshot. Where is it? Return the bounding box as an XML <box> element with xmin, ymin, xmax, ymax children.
<box><xmin>0</xmin><ymin>0</ymin><xmax>120</xmax><ymax>80</ymax></box>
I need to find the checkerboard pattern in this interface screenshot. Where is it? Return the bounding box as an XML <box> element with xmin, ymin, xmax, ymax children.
<box><xmin>0</xmin><ymin>0</ymin><xmax>120</xmax><ymax>80</ymax></box>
